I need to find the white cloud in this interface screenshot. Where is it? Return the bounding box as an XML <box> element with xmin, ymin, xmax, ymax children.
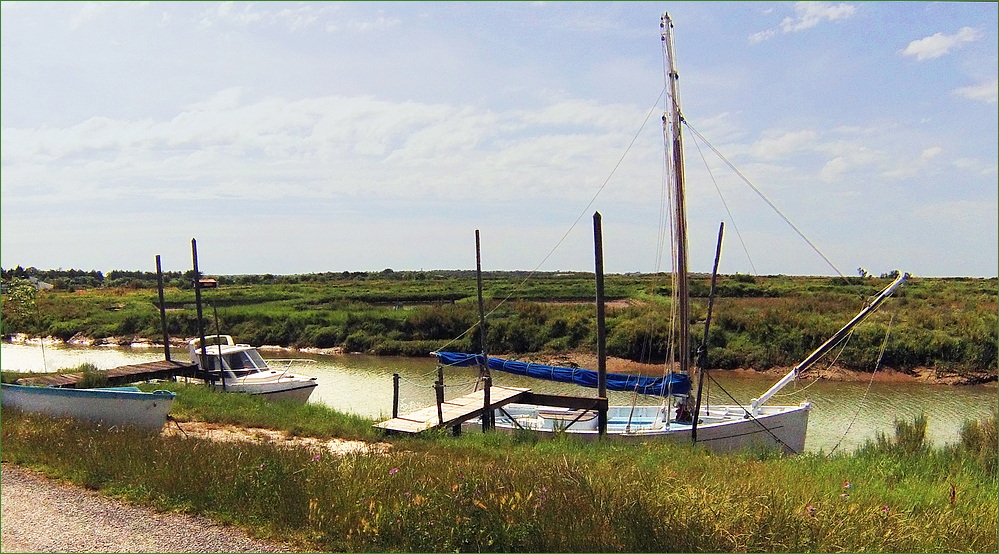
<box><xmin>748</xmin><ymin>29</ymin><xmax>776</xmax><ymax>44</ymax></box>
<box><xmin>0</xmin><ymin>92</ymin><xmax>650</xmax><ymax>205</ymax></box>
<box><xmin>750</xmin><ymin>2</ymin><xmax>855</xmax><ymax>42</ymax></box>
<box><xmin>920</xmin><ymin>146</ymin><xmax>943</xmax><ymax>161</ymax></box>
<box><xmin>197</xmin><ymin>2</ymin><xmax>338</xmax><ymax>31</ymax></box>
<box><xmin>881</xmin><ymin>144</ymin><xmax>948</xmax><ymax>180</ymax></box>
<box><xmin>779</xmin><ymin>2</ymin><xmax>856</xmax><ymax>33</ymax></box>
<box><xmin>69</xmin><ymin>1</ymin><xmax>113</xmax><ymax>29</ymax></box>
<box><xmin>349</xmin><ymin>15</ymin><xmax>401</xmax><ymax>32</ymax></box>
<box><xmin>216</xmin><ymin>1</ymin><xmax>263</xmax><ymax>25</ymax></box>
<box><xmin>751</xmin><ymin>130</ymin><xmax>818</xmax><ymax>159</ymax></box>
<box><xmin>952</xmin><ymin>158</ymin><xmax>999</xmax><ymax>176</ymax></box>
<box><xmin>953</xmin><ymin>78</ymin><xmax>998</xmax><ymax>104</ymax></box>
<box><xmin>901</xmin><ymin>27</ymin><xmax>981</xmax><ymax>61</ymax></box>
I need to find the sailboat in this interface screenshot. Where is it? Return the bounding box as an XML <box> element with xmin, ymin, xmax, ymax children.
<box><xmin>433</xmin><ymin>14</ymin><xmax>906</xmax><ymax>454</ymax></box>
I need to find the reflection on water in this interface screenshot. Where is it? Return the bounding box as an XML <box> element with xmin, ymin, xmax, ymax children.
<box><xmin>3</xmin><ymin>342</ymin><xmax>995</xmax><ymax>453</ymax></box>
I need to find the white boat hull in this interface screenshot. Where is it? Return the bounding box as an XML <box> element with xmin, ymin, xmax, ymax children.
<box><xmin>189</xmin><ymin>335</ymin><xmax>319</xmax><ymax>403</ymax></box>
<box><xmin>212</xmin><ymin>376</ymin><xmax>318</xmax><ymax>403</ymax></box>
<box><xmin>1</xmin><ymin>384</ymin><xmax>175</xmax><ymax>431</ymax></box>
<box><xmin>489</xmin><ymin>402</ymin><xmax>811</xmax><ymax>454</ymax></box>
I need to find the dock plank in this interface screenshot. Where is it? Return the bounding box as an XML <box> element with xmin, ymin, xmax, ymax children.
<box><xmin>376</xmin><ymin>386</ymin><xmax>529</xmax><ymax>434</ymax></box>
<box><xmin>15</xmin><ymin>360</ymin><xmax>198</xmax><ymax>388</ymax></box>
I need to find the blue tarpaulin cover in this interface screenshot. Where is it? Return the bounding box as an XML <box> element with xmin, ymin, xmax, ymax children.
<box><xmin>434</xmin><ymin>352</ymin><xmax>691</xmax><ymax>396</ymax></box>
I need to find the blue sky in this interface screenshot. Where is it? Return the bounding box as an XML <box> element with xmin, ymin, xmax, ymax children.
<box><xmin>2</xmin><ymin>1</ymin><xmax>996</xmax><ymax>277</ymax></box>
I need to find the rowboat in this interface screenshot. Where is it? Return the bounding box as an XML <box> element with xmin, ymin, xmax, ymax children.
<box><xmin>1</xmin><ymin>383</ymin><xmax>175</xmax><ymax>431</ymax></box>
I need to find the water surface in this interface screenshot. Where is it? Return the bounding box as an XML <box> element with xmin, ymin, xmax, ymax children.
<box><xmin>3</xmin><ymin>342</ymin><xmax>995</xmax><ymax>453</ymax></box>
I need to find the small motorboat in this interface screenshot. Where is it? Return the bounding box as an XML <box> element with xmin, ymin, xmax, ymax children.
<box><xmin>188</xmin><ymin>335</ymin><xmax>318</xmax><ymax>403</ymax></box>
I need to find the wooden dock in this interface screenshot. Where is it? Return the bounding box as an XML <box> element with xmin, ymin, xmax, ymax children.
<box><xmin>16</xmin><ymin>360</ymin><xmax>198</xmax><ymax>388</ymax></box>
<box><xmin>376</xmin><ymin>386</ymin><xmax>530</xmax><ymax>434</ymax></box>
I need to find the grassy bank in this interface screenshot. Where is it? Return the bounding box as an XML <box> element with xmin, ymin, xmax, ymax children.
<box><xmin>1</xmin><ymin>384</ymin><xmax>995</xmax><ymax>552</ymax></box>
<box><xmin>3</xmin><ymin>272</ymin><xmax>996</xmax><ymax>378</ymax></box>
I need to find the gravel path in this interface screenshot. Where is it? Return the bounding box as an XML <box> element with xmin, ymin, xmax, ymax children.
<box><xmin>1</xmin><ymin>464</ymin><xmax>298</xmax><ymax>553</ymax></box>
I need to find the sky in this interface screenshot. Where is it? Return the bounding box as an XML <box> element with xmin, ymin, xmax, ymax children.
<box><xmin>2</xmin><ymin>1</ymin><xmax>996</xmax><ymax>278</ymax></box>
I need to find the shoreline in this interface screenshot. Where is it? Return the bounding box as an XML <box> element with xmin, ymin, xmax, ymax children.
<box><xmin>4</xmin><ymin>333</ymin><xmax>995</xmax><ymax>387</ymax></box>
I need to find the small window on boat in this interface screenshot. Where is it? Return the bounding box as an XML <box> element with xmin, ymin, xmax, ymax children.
<box><xmin>245</xmin><ymin>349</ymin><xmax>268</xmax><ymax>370</ymax></box>
<box><xmin>226</xmin><ymin>353</ymin><xmax>250</xmax><ymax>370</ymax></box>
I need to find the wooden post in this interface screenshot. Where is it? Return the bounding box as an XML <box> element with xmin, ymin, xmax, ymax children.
<box><xmin>155</xmin><ymin>255</ymin><xmax>171</xmax><ymax>362</ymax></box>
<box><xmin>392</xmin><ymin>373</ymin><xmax>400</xmax><ymax>419</ymax></box>
<box><xmin>191</xmin><ymin>238</ymin><xmax>213</xmax><ymax>388</ymax></box>
<box><xmin>482</xmin><ymin>375</ymin><xmax>492</xmax><ymax>432</ymax></box>
<box><xmin>435</xmin><ymin>364</ymin><xmax>445</xmax><ymax>427</ymax></box>
<box><xmin>593</xmin><ymin>212</ymin><xmax>608</xmax><ymax>437</ymax></box>
<box><xmin>475</xmin><ymin>230</ymin><xmax>492</xmax><ymax>430</ymax></box>
<box><xmin>692</xmin><ymin>222</ymin><xmax>724</xmax><ymax>444</ymax></box>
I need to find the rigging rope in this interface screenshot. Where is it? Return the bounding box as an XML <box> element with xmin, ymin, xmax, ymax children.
<box><xmin>688</xmin><ymin>129</ymin><xmax>758</xmax><ymax>275</ymax></box>
<box><xmin>826</xmin><ymin>314</ymin><xmax>895</xmax><ymax>457</ymax></box>
<box><xmin>775</xmin><ymin>330</ymin><xmax>854</xmax><ymax>398</ymax></box>
<box><xmin>682</xmin><ymin>121</ymin><xmax>846</xmax><ymax>279</ymax></box>
<box><xmin>433</xmin><ymin>90</ymin><xmax>666</xmax><ymax>355</ymax></box>
<box><xmin>703</xmin><ymin>371</ymin><xmax>797</xmax><ymax>454</ymax></box>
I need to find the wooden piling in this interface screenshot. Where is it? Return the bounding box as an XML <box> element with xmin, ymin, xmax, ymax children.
<box><xmin>392</xmin><ymin>373</ymin><xmax>400</xmax><ymax>419</ymax></box>
<box><xmin>155</xmin><ymin>255</ymin><xmax>171</xmax><ymax>362</ymax></box>
<box><xmin>593</xmin><ymin>212</ymin><xmax>608</xmax><ymax>437</ymax></box>
<box><xmin>435</xmin><ymin>364</ymin><xmax>445</xmax><ymax>426</ymax></box>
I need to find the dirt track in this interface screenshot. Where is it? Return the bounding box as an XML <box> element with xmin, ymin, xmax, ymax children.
<box><xmin>1</xmin><ymin>464</ymin><xmax>297</xmax><ymax>553</ymax></box>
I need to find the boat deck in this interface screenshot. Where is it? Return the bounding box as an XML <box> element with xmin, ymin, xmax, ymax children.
<box><xmin>15</xmin><ymin>360</ymin><xmax>198</xmax><ymax>388</ymax></box>
<box><xmin>376</xmin><ymin>386</ymin><xmax>530</xmax><ymax>434</ymax></box>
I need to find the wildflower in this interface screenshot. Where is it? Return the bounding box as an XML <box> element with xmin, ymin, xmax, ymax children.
<box><xmin>313</xmin><ymin>454</ymin><xmax>321</xmax><ymax>462</ymax></box>
<box><xmin>840</xmin><ymin>493</ymin><xmax>849</xmax><ymax>500</ymax></box>
<box><xmin>389</xmin><ymin>467</ymin><xmax>399</xmax><ymax>475</ymax></box>
<box><xmin>881</xmin><ymin>505</ymin><xmax>889</xmax><ymax>514</ymax></box>
<box><xmin>259</xmin><ymin>463</ymin><xmax>264</xmax><ymax>469</ymax></box>
<box><xmin>806</xmin><ymin>504</ymin><xmax>816</xmax><ymax>517</ymax></box>
<box><xmin>405</xmin><ymin>492</ymin><xmax>411</xmax><ymax>497</ymax></box>
<box><xmin>843</xmin><ymin>481</ymin><xmax>851</xmax><ymax>489</ymax></box>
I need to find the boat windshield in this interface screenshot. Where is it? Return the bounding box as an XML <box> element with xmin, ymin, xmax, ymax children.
<box><xmin>203</xmin><ymin>349</ymin><xmax>269</xmax><ymax>376</ymax></box>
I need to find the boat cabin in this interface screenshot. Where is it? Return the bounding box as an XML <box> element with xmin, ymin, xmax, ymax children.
<box><xmin>188</xmin><ymin>335</ymin><xmax>271</xmax><ymax>377</ymax></box>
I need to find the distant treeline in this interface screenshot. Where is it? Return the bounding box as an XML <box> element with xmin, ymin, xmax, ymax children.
<box><xmin>1</xmin><ymin>266</ymin><xmax>592</xmax><ymax>291</ymax></box>
<box><xmin>2</xmin><ymin>270</ymin><xmax>996</xmax><ymax>379</ymax></box>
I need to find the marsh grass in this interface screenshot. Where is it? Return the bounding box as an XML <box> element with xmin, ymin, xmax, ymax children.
<box><xmin>4</xmin><ymin>274</ymin><xmax>996</xmax><ymax>377</ymax></box>
<box><xmin>0</xmin><ymin>362</ymin><xmax>105</xmax><ymax>386</ymax></box>
<box><xmin>138</xmin><ymin>382</ymin><xmax>382</xmax><ymax>442</ymax></box>
<box><xmin>1</xmin><ymin>404</ymin><xmax>995</xmax><ymax>553</ymax></box>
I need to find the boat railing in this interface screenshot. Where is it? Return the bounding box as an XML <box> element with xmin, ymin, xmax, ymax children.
<box><xmin>263</xmin><ymin>358</ymin><xmax>317</xmax><ymax>380</ymax></box>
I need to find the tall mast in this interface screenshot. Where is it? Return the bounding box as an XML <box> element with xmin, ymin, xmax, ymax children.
<box><xmin>662</xmin><ymin>13</ymin><xmax>690</xmax><ymax>378</ymax></box>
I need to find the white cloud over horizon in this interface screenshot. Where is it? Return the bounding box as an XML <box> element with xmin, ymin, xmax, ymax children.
<box><xmin>2</xmin><ymin>2</ymin><xmax>996</xmax><ymax>277</ymax></box>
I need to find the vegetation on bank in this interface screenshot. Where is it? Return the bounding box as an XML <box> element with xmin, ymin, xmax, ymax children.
<box><xmin>1</xmin><ymin>384</ymin><xmax>995</xmax><ymax>553</ymax></box>
<box><xmin>2</xmin><ymin>271</ymin><xmax>996</xmax><ymax>378</ymax></box>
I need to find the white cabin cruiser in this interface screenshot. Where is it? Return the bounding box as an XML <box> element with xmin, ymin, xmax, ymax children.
<box><xmin>188</xmin><ymin>335</ymin><xmax>318</xmax><ymax>403</ymax></box>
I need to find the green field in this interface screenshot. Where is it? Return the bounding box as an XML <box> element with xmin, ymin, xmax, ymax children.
<box><xmin>2</xmin><ymin>269</ymin><xmax>996</xmax><ymax>379</ymax></box>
